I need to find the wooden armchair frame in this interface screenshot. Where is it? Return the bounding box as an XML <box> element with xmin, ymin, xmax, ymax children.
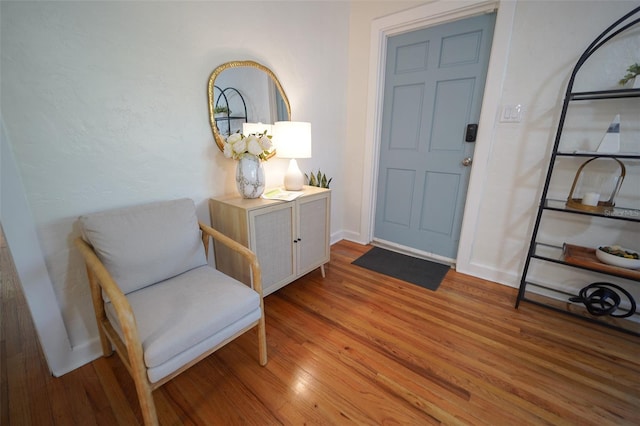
<box><xmin>75</xmin><ymin>222</ymin><xmax>267</xmax><ymax>426</ymax></box>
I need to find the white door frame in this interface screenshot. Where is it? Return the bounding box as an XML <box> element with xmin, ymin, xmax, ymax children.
<box><xmin>361</xmin><ymin>0</ymin><xmax>516</xmax><ymax>271</ymax></box>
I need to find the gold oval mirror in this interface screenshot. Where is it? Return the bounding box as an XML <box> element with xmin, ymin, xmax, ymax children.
<box><xmin>207</xmin><ymin>60</ymin><xmax>291</xmax><ymax>153</ymax></box>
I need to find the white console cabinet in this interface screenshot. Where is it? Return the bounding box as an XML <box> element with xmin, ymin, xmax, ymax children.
<box><xmin>210</xmin><ymin>186</ymin><xmax>330</xmax><ymax>296</ymax></box>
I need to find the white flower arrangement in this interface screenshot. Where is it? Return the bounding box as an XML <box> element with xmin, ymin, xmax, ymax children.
<box><xmin>223</xmin><ymin>131</ymin><xmax>273</xmax><ymax>161</ymax></box>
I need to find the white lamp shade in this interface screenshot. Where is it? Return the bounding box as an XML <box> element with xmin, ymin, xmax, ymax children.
<box><xmin>273</xmin><ymin>121</ymin><xmax>312</xmax><ymax>159</ymax></box>
<box><xmin>243</xmin><ymin>122</ymin><xmax>272</xmax><ymax>136</ymax></box>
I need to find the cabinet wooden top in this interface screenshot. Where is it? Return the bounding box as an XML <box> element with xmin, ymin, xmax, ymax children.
<box><xmin>211</xmin><ymin>186</ymin><xmax>330</xmax><ymax>209</ymax></box>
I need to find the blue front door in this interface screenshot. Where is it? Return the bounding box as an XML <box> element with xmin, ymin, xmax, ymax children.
<box><xmin>375</xmin><ymin>13</ymin><xmax>495</xmax><ymax>259</ymax></box>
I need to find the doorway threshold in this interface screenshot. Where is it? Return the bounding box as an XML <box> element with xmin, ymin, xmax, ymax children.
<box><xmin>371</xmin><ymin>238</ymin><xmax>455</xmax><ymax>269</ymax></box>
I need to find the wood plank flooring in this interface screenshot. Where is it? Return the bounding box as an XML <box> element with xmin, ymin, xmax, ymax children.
<box><xmin>2</xmin><ymin>237</ymin><xmax>639</xmax><ymax>425</ymax></box>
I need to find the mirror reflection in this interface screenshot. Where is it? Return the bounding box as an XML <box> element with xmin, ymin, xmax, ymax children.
<box><xmin>208</xmin><ymin>61</ymin><xmax>290</xmax><ymax>152</ymax></box>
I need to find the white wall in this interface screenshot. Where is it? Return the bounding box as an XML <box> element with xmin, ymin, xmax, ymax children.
<box><xmin>1</xmin><ymin>0</ymin><xmax>349</xmax><ymax>374</ymax></box>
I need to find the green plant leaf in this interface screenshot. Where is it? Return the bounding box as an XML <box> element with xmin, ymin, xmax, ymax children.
<box><xmin>619</xmin><ymin>62</ymin><xmax>640</xmax><ymax>86</ymax></box>
<box><xmin>306</xmin><ymin>169</ymin><xmax>332</xmax><ymax>187</ymax></box>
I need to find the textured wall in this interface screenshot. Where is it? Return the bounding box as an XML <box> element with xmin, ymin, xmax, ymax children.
<box><xmin>1</xmin><ymin>1</ymin><xmax>349</xmax><ymax>358</ymax></box>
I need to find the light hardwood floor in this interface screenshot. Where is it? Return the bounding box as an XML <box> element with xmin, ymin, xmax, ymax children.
<box><xmin>2</xmin><ymin>237</ymin><xmax>639</xmax><ymax>425</ymax></box>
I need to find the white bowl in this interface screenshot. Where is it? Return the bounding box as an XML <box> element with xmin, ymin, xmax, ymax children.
<box><xmin>595</xmin><ymin>246</ymin><xmax>640</xmax><ymax>270</ymax></box>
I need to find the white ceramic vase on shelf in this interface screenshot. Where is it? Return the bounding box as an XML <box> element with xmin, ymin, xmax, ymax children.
<box><xmin>236</xmin><ymin>154</ymin><xmax>265</xmax><ymax>199</ymax></box>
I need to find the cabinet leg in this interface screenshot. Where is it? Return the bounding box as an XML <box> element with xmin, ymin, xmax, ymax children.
<box><xmin>320</xmin><ymin>264</ymin><xmax>326</xmax><ymax>278</ymax></box>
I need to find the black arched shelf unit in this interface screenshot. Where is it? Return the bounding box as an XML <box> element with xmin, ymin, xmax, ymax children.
<box><xmin>516</xmin><ymin>6</ymin><xmax>640</xmax><ymax>336</ymax></box>
<box><xmin>213</xmin><ymin>85</ymin><xmax>248</xmax><ymax>137</ymax></box>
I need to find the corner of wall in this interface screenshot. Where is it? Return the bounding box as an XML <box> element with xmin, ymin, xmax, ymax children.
<box><xmin>1</xmin><ymin>117</ymin><xmax>99</xmax><ymax>376</ymax></box>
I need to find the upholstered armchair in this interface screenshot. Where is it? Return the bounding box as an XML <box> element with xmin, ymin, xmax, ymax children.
<box><xmin>75</xmin><ymin>198</ymin><xmax>267</xmax><ymax>426</ymax></box>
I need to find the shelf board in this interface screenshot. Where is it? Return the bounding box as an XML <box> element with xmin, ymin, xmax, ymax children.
<box><xmin>214</xmin><ymin>116</ymin><xmax>248</xmax><ymax>121</ymax></box>
<box><xmin>569</xmin><ymin>88</ymin><xmax>640</xmax><ymax>100</ymax></box>
<box><xmin>532</xmin><ymin>242</ymin><xmax>640</xmax><ymax>281</ymax></box>
<box><xmin>556</xmin><ymin>152</ymin><xmax>640</xmax><ymax>159</ymax></box>
<box><xmin>519</xmin><ymin>289</ymin><xmax>640</xmax><ymax>336</ymax></box>
<box><xmin>544</xmin><ymin>199</ymin><xmax>640</xmax><ymax>222</ymax></box>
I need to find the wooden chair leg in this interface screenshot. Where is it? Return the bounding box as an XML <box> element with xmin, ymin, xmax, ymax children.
<box><xmin>257</xmin><ymin>315</ymin><xmax>267</xmax><ymax>366</ymax></box>
<box><xmin>132</xmin><ymin>375</ymin><xmax>159</xmax><ymax>426</ymax></box>
<box><xmin>98</xmin><ymin>326</ymin><xmax>113</xmax><ymax>357</ymax></box>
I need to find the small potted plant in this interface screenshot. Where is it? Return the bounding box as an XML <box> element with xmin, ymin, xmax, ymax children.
<box><xmin>214</xmin><ymin>105</ymin><xmax>231</xmax><ymax>118</ymax></box>
<box><xmin>618</xmin><ymin>63</ymin><xmax>640</xmax><ymax>88</ymax></box>
<box><xmin>305</xmin><ymin>170</ymin><xmax>332</xmax><ymax>188</ymax></box>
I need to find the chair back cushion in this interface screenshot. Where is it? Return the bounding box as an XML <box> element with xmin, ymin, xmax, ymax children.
<box><xmin>80</xmin><ymin>198</ymin><xmax>207</xmax><ymax>295</ymax></box>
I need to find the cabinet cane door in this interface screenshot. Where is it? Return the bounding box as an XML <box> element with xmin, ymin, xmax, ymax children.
<box><xmin>297</xmin><ymin>193</ymin><xmax>331</xmax><ymax>276</ymax></box>
<box><xmin>249</xmin><ymin>203</ymin><xmax>296</xmax><ymax>296</ymax></box>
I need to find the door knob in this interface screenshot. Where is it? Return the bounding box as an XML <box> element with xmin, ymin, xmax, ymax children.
<box><xmin>462</xmin><ymin>157</ymin><xmax>473</xmax><ymax>167</ymax></box>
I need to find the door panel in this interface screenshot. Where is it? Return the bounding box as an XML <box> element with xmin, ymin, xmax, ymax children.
<box><xmin>298</xmin><ymin>195</ymin><xmax>330</xmax><ymax>275</ymax></box>
<box><xmin>421</xmin><ymin>171</ymin><xmax>459</xmax><ymax>235</ymax></box>
<box><xmin>382</xmin><ymin>168</ymin><xmax>415</xmax><ymax>227</ymax></box>
<box><xmin>395</xmin><ymin>41</ymin><xmax>429</xmax><ymax>72</ymax></box>
<box><xmin>440</xmin><ymin>30</ymin><xmax>484</xmax><ymax>66</ymax></box>
<box><xmin>431</xmin><ymin>78</ymin><xmax>475</xmax><ymax>152</ymax></box>
<box><xmin>390</xmin><ymin>84</ymin><xmax>424</xmax><ymax>149</ymax></box>
<box><xmin>250</xmin><ymin>204</ymin><xmax>295</xmax><ymax>292</ymax></box>
<box><xmin>375</xmin><ymin>13</ymin><xmax>495</xmax><ymax>259</ymax></box>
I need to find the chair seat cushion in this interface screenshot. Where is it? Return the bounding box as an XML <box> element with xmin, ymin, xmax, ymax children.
<box><xmin>105</xmin><ymin>265</ymin><xmax>261</xmax><ymax>382</ymax></box>
<box><xmin>80</xmin><ymin>198</ymin><xmax>207</xmax><ymax>295</ymax></box>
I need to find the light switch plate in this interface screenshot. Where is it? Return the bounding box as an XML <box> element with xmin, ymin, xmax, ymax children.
<box><xmin>500</xmin><ymin>104</ymin><xmax>523</xmax><ymax>122</ymax></box>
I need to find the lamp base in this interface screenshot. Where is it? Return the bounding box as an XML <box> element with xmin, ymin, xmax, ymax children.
<box><xmin>284</xmin><ymin>159</ymin><xmax>304</xmax><ymax>191</ymax></box>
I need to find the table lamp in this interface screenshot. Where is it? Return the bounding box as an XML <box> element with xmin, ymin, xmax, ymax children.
<box><xmin>273</xmin><ymin>121</ymin><xmax>312</xmax><ymax>191</ymax></box>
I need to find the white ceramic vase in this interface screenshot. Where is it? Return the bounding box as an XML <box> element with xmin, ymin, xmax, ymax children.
<box><xmin>236</xmin><ymin>154</ymin><xmax>265</xmax><ymax>199</ymax></box>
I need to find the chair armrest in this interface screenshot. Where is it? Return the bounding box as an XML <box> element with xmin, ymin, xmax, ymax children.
<box><xmin>74</xmin><ymin>237</ymin><xmax>145</xmax><ymax>364</ymax></box>
<box><xmin>199</xmin><ymin>222</ymin><xmax>263</xmax><ymax>296</ymax></box>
